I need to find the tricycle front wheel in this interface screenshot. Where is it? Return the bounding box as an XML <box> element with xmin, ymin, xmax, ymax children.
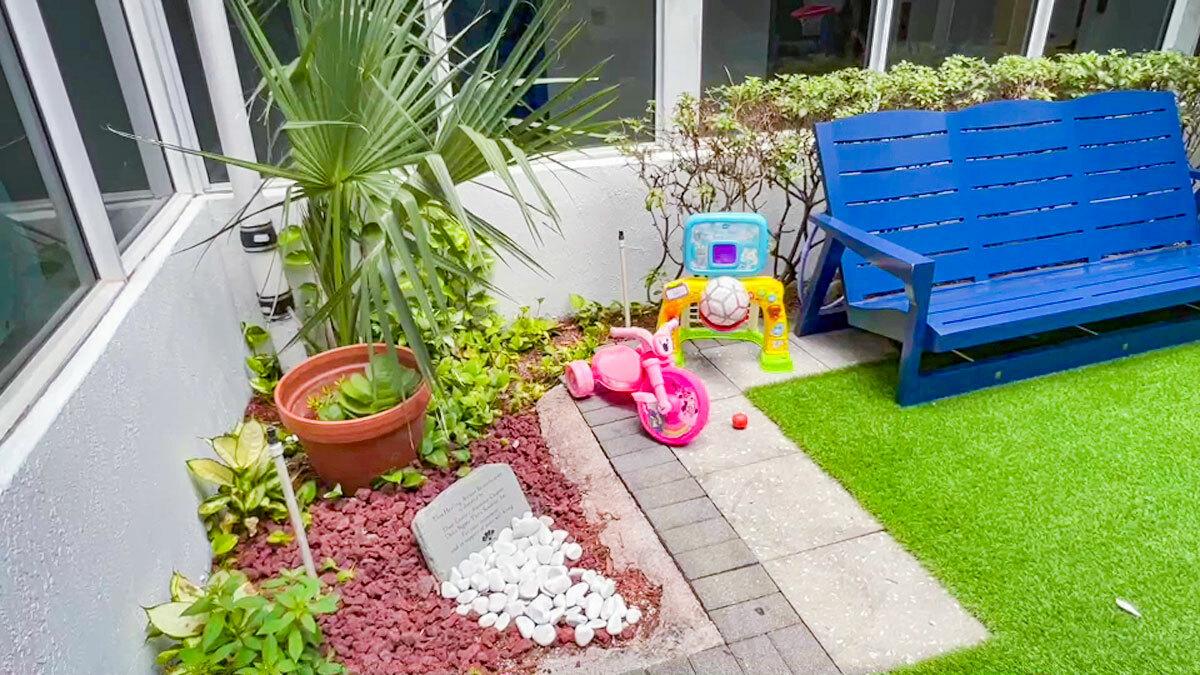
<box><xmin>636</xmin><ymin>367</ymin><xmax>709</xmax><ymax>446</ymax></box>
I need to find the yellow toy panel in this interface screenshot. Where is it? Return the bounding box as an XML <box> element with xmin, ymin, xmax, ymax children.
<box><xmin>657</xmin><ymin>276</ymin><xmax>793</xmax><ymax>373</ymax></box>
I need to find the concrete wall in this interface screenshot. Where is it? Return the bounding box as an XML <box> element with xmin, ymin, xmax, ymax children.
<box><xmin>464</xmin><ymin>153</ymin><xmax>793</xmax><ymax>318</ymax></box>
<box><xmin>0</xmin><ymin>198</ymin><xmax>254</xmax><ymax>673</ymax></box>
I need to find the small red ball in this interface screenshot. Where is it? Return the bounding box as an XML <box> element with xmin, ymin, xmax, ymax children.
<box><xmin>732</xmin><ymin>412</ymin><xmax>748</xmax><ymax>430</ymax></box>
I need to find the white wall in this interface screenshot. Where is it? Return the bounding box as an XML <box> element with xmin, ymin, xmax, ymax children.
<box><xmin>0</xmin><ymin>197</ymin><xmax>255</xmax><ymax>673</ymax></box>
<box><xmin>464</xmin><ymin>152</ymin><xmax>793</xmax><ymax>319</ymax></box>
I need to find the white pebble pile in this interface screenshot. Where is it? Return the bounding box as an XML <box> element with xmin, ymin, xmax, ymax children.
<box><xmin>439</xmin><ymin>512</ymin><xmax>641</xmax><ymax>647</ymax></box>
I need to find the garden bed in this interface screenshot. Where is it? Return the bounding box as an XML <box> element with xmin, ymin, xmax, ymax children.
<box><xmin>237</xmin><ymin>411</ymin><xmax>663</xmax><ymax>674</ymax></box>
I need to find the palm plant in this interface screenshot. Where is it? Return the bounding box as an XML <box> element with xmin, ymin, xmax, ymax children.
<box><xmin>149</xmin><ymin>0</ymin><xmax>614</xmax><ymax>381</ymax></box>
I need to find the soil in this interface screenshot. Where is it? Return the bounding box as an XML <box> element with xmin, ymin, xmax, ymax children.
<box><xmin>236</xmin><ymin>412</ymin><xmax>662</xmax><ymax>674</ymax></box>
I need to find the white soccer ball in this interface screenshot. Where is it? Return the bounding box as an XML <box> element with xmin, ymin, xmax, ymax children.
<box><xmin>698</xmin><ymin>276</ymin><xmax>751</xmax><ymax>331</ymax></box>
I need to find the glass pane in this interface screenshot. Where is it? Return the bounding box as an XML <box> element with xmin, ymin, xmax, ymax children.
<box><xmin>445</xmin><ymin>1</ymin><xmax>656</xmax><ymax>136</ymax></box>
<box><xmin>703</xmin><ymin>0</ymin><xmax>873</xmax><ymax>89</ymax></box>
<box><xmin>36</xmin><ymin>0</ymin><xmax>173</xmax><ymax>249</ymax></box>
<box><xmin>0</xmin><ymin>17</ymin><xmax>96</xmax><ymax>389</ymax></box>
<box><xmin>887</xmin><ymin>0</ymin><xmax>1036</xmax><ymax>66</ymax></box>
<box><xmin>164</xmin><ymin>4</ymin><xmax>300</xmax><ymax>184</ymax></box>
<box><xmin>1045</xmin><ymin>0</ymin><xmax>1175</xmax><ymax>55</ymax></box>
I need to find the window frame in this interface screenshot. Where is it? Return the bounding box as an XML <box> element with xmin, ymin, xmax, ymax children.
<box><xmin>0</xmin><ymin>0</ymin><xmax>203</xmax><ymax>440</ymax></box>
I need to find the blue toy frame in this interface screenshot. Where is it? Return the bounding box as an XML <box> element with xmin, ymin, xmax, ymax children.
<box><xmin>798</xmin><ymin>91</ymin><xmax>1200</xmax><ymax>405</ymax></box>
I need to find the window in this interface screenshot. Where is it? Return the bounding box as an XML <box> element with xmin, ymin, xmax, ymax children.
<box><xmin>703</xmin><ymin>0</ymin><xmax>873</xmax><ymax>89</ymax></box>
<box><xmin>1045</xmin><ymin>0</ymin><xmax>1176</xmax><ymax>55</ymax></box>
<box><xmin>445</xmin><ymin>0</ymin><xmax>656</xmax><ymax>128</ymax></box>
<box><xmin>163</xmin><ymin>3</ymin><xmax>297</xmax><ymax>184</ymax></box>
<box><xmin>36</xmin><ymin>0</ymin><xmax>173</xmax><ymax>249</ymax></box>
<box><xmin>0</xmin><ymin>13</ymin><xmax>95</xmax><ymax>391</ymax></box>
<box><xmin>887</xmin><ymin>0</ymin><xmax>1036</xmax><ymax>66</ymax></box>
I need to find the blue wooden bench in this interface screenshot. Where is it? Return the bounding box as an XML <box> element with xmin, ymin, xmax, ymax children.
<box><xmin>799</xmin><ymin>90</ymin><xmax>1200</xmax><ymax>405</ymax></box>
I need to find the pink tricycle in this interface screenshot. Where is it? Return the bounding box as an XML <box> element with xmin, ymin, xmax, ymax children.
<box><xmin>564</xmin><ymin>320</ymin><xmax>710</xmax><ymax>446</ymax></box>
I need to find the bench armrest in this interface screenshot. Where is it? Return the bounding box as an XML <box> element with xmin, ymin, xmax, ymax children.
<box><xmin>810</xmin><ymin>212</ymin><xmax>934</xmax><ymax>286</ymax></box>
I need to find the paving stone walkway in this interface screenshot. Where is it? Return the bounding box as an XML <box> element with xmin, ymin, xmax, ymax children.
<box><xmin>572</xmin><ymin>329</ymin><xmax>988</xmax><ymax>675</ymax></box>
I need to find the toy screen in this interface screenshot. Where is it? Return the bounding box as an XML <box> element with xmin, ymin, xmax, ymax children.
<box><xmin>687</xmin><ymin>220</ymin><xmax>764</xmax><ymax>275</ymax></box>
<box><xmin>711</xmin><ymin>243</ymin><xmax>738</xmax><ymax>266</ymax></box>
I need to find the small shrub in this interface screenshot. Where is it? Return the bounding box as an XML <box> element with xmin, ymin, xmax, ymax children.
<box><xmin>242</xmin><ymin>322</ymin><xmax>282</xmax><ymax>399</ymax></box>
<box><xmin>146</xmin><ymin>569</ymin><xmax>343</xmax><ymax>674</ymax></box>
<box><xmin>186</xmin><ymin>420</ymin><xmax>316</xmax><ymax>560</ymax></box>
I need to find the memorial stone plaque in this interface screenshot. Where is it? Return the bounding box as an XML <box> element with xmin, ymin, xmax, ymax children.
<box><xmin>411</xmin><ymin>463</ymin><xmax>531</xmax><ymax>581</ymax></box>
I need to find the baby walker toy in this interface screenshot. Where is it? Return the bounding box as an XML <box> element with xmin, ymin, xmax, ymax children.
<box><xmin>564</xmin><ymin>319</ymin><xmax>710</xmax><ymax>446</ymax></box>
<box><xmin>658</xmin><ymin>212</ymin><xmax>793</xmax><ymax>372</ymax></box>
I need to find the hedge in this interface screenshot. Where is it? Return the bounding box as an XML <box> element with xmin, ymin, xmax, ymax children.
<box><xmin>618</xmin><ymin>51</ymin><xmax>1200</xmax><ymax>297</ymax></box>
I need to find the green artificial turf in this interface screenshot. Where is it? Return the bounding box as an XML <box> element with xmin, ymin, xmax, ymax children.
<box><xmin>746</xmin><ymin>345</ymin><xmax>1200</xmax><ymax>673</ymax></box>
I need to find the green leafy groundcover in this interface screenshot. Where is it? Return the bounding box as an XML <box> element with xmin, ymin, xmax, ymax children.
<box><xmin>746</xmin><ymin>346</ymin><xmax>1200</xmax><ymax>673</ymax></box>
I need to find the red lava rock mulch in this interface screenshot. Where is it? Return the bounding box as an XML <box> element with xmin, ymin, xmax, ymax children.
<box><xmin>237</xmin><ymin>411</ymin><xmax>662</xmax><ymax>674</ymax></box>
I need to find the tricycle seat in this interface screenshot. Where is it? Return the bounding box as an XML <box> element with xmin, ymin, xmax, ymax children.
<box><xmin>856</xmin><ymin>244</ymin><xmax>1200</xmax><ymax>352</ymax></box>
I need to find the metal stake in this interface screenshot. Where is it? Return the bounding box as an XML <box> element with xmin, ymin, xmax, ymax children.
<box><xmin>267</xmin><ymin>428</ymin><xmax>317</xmax><ymax>578</ymax></box>
<box><xmin>619</xmin><ymin>230</ymin><xmax>631</xmax><ymax>327</ymax></box>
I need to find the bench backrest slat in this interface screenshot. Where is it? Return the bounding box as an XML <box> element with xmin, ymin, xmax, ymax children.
<box><xmin>817</xmin><ymin>90</ymin><xmax>1198</xmax><ymax>303</ymax></box>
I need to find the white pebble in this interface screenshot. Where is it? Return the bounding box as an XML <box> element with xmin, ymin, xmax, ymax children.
<box><xmin>568</xmin><ymin>567</ymin><xmax>585</xmax><ymax>578</ymax></box>
<box><xmin>566</xmin><ymin>582</ymin><xmax>589</xmax><ymax>606</ymax></box>
<box><xmin>486</xmin><ymin>570</ymin><xmax>505</xmax><ymax>592</ymax></box>
<box><xmin>455</xmin><ymin>603</ymin><xmax>471</xmax><ymax>616</ymax></box>
<box><xmin>470</xmin><ymin>573</ymin><xmax>489</xmax><ymax>592</ymax></box>
<box><xmin>551</xmin><ymin>551</ymin><xmax>566</xmax><ymax>567</ymax></box>
<box><xmin>600</xmin><ymin>596</ymin><xmax>616</xmax><ymax>620</ymax></box>
<box><xmin>451</xmin><ymin>567</ymin><xmax>469</xmax><ymax>592</ymax></box>
<box><xmin>457</xmin><ymin>589</ymin><xmax>478</xmax><ymax>605</ymax></box>
<box><xmin>538</xmin><ymin>515</ymin><xmax>554</xmax><ymax>527</ymax></box>
<box><xmin>518</xmin><ymin>578</ymin><xmax>539</xmax><ymax>599</ymax></box>
<box><xmin>531</xmin><ymin>594</ymin><xmax>553</xmax><ymax>612</ymax></box>
<box><xmin>548</xmin><ymin>607</ymin><xmax>565</xmax><ymax>625</ymax></box>
<box><xmin>566</xmin><ymin>612</ymin><xmax>587</xmax><ymax>626</ymax></box>
<box><xmin>494</xmin><ymin>540</ymin><xmax>517</xmax><ymax>556</ymax></box>
<box><xmin>504</xmin><ymin>583</ymin><xmax>519</xmax><ymax>598</ymax></box>
<box><xmin>552</xmin><ymin>529</ymin><xmax>569</xmax><ymax>546</ymax></box>
<box><xmin>612</xmin><ymin>594</ymin><xmax>627</xmax><ymax>621</ymax></box>
<box><xmin>505</xmin><ymin>599</ymin><xmax>526</xmax><ymax>616</ymax></box>
<box><xmin>479</xmin><ymin>612</ymin><xmax>497</xmax><ymax>628</ymax></box>
<box><xmin>599</xmin><ymin>579</ymin><xmax>615</xmax><ymax>599</ymax></box>
<box><xmin>440</xmin><ymin>581</ymin><xmax>459</xmax><ymax>600</ymax></box>
<box><xmin>563</xmin><ymin>543</ymin><xmax>583</xmax><ymax>561</ymax></box>
<box><xmin>625</xmin><ymin>607</ymin><xmax>642</xmax><ymax>625</ymax></box>
<box><xmin>498</xmin><ymin>527</ymin><xmax>513</xmax><ymax>543</ymax></box>
<box><xmin>543</xmin><ymin>574</ymin><xmax>572</xmax><ymax>596</ymax></box>
<box><xmin>584</xmin><ymin>593</ymin><xmax>602</xmax><ymax>619</ymax></box>
<box><xmin>515</xmin><ymin>615</ymin><xmax>535</xmax><ymax>639</ymax></box>
<box><xmin>488</xmin><ymin>593</ymin><xmax>507</xmax><ymax>613</ymax></box>
<box><xmin>469</xmin><ymin>552</ymin><xmax>485</xmax><ymax>566</ymax></box>
<box><xmin>495</xmin><ymin>612</ymin><xmax>512</xmax><ymax>632</ymax></box>
<box><xmin>606</xmin><ymin>614</ymin><xmax>624</xmax><ymax>636</ymax></box>
<box><xmin>586</xmin><ymin>618</ymin><xmax>607</xmax><ymax>630</ymax></box>
<box><xmin>513</xmin><ymin>517</ymin><xmax>540</xmax><ymax>538</ymax></box>
<box><xmin>535</xmin><ymin>546</ymin><xmax>554</xmax><ymax>565</ymax></box>
<box><xmin>525</xmin><ymin>604</ymin><xmax>550</xmax><ymax>625</ymax></box>
<box><xmin>536</xmin><ymin>527</ymin><xmax>553</xmax><ymax>546</ymax></box>
<box><xmin>459</xmin><ymin>559</ymin><xmax>479</xmax><ymax>578</ymax></box>
<box><xmin>574</xmin><ymin>623</ymin><xmax>594</xmax><ymax>646</ymax></box>
<box><xmin>532</xmin><ymin>623</ymin><xmax>556</xmax><ymax>646</ymax></box>
<box><xmin>517</xmin><ymin>538</ymin><xmax>531</xmax><ymax>551</ymax></box>
<box><xmin>553</xmin><ymin>594</ymin><xmax>567</xmax><ymax>609</ymax></box>
<box><xmin>471</xmin><ymin>597</ymin><xmax>489</xmax><ymax>615</ymax></box>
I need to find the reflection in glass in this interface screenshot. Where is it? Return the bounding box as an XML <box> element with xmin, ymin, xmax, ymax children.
<box><xmin>37</xmin><ymin>0</ymin><xmax>173</xmax><ymax>248</ymax></box>
<box><xmin>164</xmin><ymin>2</ymin><xmax>297</xmax><ymax>184</ymax></box>
<box><xmin>0</xmin><ymin>19</ymin><xmax>95</xmax><ymax>390</ymax></box>
<box><xmin>888</xmin><ymin>0</ymin><xmax>1035</xmax><ymax>66</ymax></box>
<box><xmin>1045</xmin><ymin>0</ymin><xmax>1174</xmax><ymax>55</ymax></box>
<box><xmin>702</xmin><ymin>0</ymin><xmax>871</xmax><ymax>90</ymax></box>
<box><xmin>445</xmin><ymin>0</ymin><xmax>656</xmax><ymax>132</ymax></box>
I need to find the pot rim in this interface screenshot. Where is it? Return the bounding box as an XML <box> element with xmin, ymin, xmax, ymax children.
<box><xmin>274</xmin><ymin>343</ymin><xmax>431</xmax><ymax>438</ymax></box>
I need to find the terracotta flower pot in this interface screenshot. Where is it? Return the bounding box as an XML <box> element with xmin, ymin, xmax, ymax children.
<box><xmin>275</xmin><ymin>343</ymin><xmax>431</xmax><ymax>492</ymax></box>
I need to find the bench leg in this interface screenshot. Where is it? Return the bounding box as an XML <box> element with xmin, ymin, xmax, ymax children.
<box><xmin>797</xmin><ymin>235</ymin><xmax>847</xmax><ymax>336</ymax></box>
<box><xmin>896</xmin><ymin>264</ymin><xmax>934</xmax><ymax>406</ymax></box>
